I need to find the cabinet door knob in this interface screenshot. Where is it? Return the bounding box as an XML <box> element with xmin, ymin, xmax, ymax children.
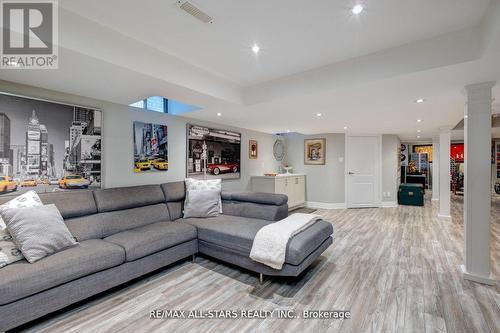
<box><xmin>348</xmin><ymin>171</ymin><xmax>355</xmax><ymax>175</ymax></box>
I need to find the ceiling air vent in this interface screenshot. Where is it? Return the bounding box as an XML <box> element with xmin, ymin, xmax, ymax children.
<box><xmin>177</xmin><ymin>1</ymin><xmax>213</xmax><ymax>24</ymax></box>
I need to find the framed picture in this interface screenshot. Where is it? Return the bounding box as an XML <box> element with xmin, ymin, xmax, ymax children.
<box><xmin>249</xmin><ymin>139</ymin><xmax>258</xmax><ymax>159</ymax></box>
<box><xmin>304</xmin><ymin>138</ymin><xmax>326</xmax><ymax>165</ymax></box>
<box><xmin>187</xmin><ymin>124</ymin><xmax>241</xmax><ymax>180</ymax></box>
<box><xmin>400</xmin><ymin>143</ymin><xmax>408</xmax><ymax>166</ymax></box>
<box><xmin>413</xmin><ymin>144</ymin><xmax>433</xmax><ymax>162</ymax></box>
<box><xmin>0</xmin><ymin>92</ymin><xmax>102</xmax><ymax>196</ymax></box>
<box><xmin>133</xmin><ymin>122</ymin><xmax>168</xmax><ymax>173</ymax></box>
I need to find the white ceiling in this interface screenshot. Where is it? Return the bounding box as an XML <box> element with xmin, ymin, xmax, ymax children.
<box><xmin>1</xmin><ymin>0</ymin><xmax>500</xmax><ymax>142</ymax></box>
<box><xmin>60</xmin><ymin>0</ymin><xmax>491</xmax><ymax>85</ymax></box>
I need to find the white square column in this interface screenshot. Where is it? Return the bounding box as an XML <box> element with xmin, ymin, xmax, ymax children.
<box><xmin>432</xmin><ymin>137</ymin><xmax>440</xmax><ymax>201</ymax></box>
<box><xmin>462</xmin><ymin>81</ymin><xmax>495</xmax><ymax>285</ymax></box>
<box><xmin>438</xmin><ymin>127</ymin><xmax>452</xmax><ymax>218</ymax></box>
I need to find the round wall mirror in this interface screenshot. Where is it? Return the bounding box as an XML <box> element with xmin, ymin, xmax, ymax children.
<box><xmin>273</xmin><ymin>139</ymin><xmax>285</xmax><ymax>161</ymax></box>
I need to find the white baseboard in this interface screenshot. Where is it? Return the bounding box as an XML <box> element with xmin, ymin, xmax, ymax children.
<box><xmin>382</xmin><ymin>201</ymin><xmax>398</xmax><ymax>208</ymax></box>
<box><xmin>461</xmin><ymin>265</ymin><xmax>495</xmax><ymax>285</ymax></box>
<box><xmin>437</xmin><ymin>213</ymin><xmax>452</xmax><ymax>219</ymax></box>
<box><xmin>431</xmin><ymin>198</ymin><xmax>439</xmax><ymax>201</ymax></box>
<box><xmin>306</xmin><ymin>201</ymin><xmax>347</xmax><ymax>210</ymax></box>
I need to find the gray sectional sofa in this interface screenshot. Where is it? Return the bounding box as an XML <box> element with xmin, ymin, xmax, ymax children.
<box><xmin>0</xmin><ymin>182</ymin><xmax>333</xmax><ymax>331</ymax></box>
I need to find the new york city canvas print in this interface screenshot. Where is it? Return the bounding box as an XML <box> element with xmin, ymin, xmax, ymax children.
<box><xmin>0</xmin><ymin>93</ymin><xmax>102</xmax><ymax>196</ymax></box>
<box><xmin>133</xmin><ymin>121</ymin><xmax>168</xmax><ymax>173</ymax></box>
<box><xmin>187</xmin><ymin>124</ymin><xmax>241</xmax><ymax>180</ymax></box>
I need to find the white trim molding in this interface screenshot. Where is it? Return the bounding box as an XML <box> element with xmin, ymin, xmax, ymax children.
<box><xmin>461</xmin><ymin>265</ymin><xmax>495</xmax><ymax>285</ymax></box>
<box><xmin>382</xmin><ymin>201</ymin><xmax>398</xmax><ymax>208</ymax></box>
<box><xmin>306</xmin><ymin>201</ymin><xmax>347</xmax><ymax>210</ymax></box>
<box><xmin>437</xmin><ymin>213</ymin><xmax>452</xmax><ymax>219</ymax></box>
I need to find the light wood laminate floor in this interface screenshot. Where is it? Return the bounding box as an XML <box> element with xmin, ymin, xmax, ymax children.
<box><xmin>15</xmin><ymin>194</ymin><xmax>500</xmax><ymax>333</ymax></box>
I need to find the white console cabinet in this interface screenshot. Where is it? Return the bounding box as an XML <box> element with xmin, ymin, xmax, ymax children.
<box><xmin>251</xmin><ymin>174</ymin><xmax>306</xmax><ymax>210</ymax></box>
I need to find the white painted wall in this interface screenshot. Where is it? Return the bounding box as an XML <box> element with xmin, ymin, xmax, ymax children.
<box><xmin>382</xmin><ymin>135</ymin><xmax>401</xmax><ymax>203</ymax></box>
<box><xmin>284</xmin><ymin>133</ymin><xmax>345</xmax><ymax>205</ymax></box>
<box><xmin>285</xmin><ymin>132</ymin><xmax>400</xmax><ymax>207</ymax></box>
<box><xmin>0</xmin><ymin>79</ymin><xmax>402</xmax><ymax>201</ymax></box>
<box><xmin>0</xmin><ymin>80</ymin><xmax>281</xmax><ymax>191</ymax></box>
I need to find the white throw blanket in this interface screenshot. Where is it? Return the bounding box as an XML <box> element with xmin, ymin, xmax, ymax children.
<box><xmin>250</xmin><ymin>213</ymin><xmax>321</xmax><ymax>270</ymax></box>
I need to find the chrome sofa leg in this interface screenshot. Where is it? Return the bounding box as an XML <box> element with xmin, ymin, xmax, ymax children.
<box><xmin>191</xmin><ymin>254</ymin><xmax>196</xmax><ymax>263</ymax></box>
<box><xmin>259</xmin><ymin>273</ymin><xmax>264</xmax><ymax>284</ymax></box>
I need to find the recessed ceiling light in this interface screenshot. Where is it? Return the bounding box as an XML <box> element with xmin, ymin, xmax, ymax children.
<box><xmin>417</xmin><ymin>129</ymin><xmax>421</xmax><ymax>133</ymax></box>
<box><xmin>352</xmin><ymin>4</ymin><xmax>364</xmax><ymax>14</ymax></box>
<box><xmin>251</xmin><ymin>44</ymin><xmax>260</xmax><ymax>54</ymax></box>
<box><xmin>417</xmin><ymin>119</ymin><xmax>422</xmax><ymax>123</ymax></box>
<box><xmin>216</xmin><ymin>112</ymin><xmax>222</xmax><ymax>116</ymax></box>
<box><xmin>415</xmin><ymin>98</ymin><xmax>425</xmax><ymax>103</ymax></box>
<box><xmin>417</xmin><ymin>135</ymin><xmax>421</xmax><ymax>139</ymax></box>
<box><xmin>286</xmin><ymin>129</ymin><xmax>291</xmax><ymax>133</ymax></box>
<box><xmin>464</xmin><ymin>115</ymin><xmax>468</xmax><ymax>119</ymax></box>
<box><xmin>316</xmin><ymin>113</ymin><xmax>322</xmax><ymax>117</ymax></box>
<box><xmin>343</xmin><ymin>126</ymin><xmax>348</xmax><ymax>130</ymax></box>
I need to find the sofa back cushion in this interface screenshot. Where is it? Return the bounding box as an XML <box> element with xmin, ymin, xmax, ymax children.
<box><xmin>93</xmin><ymin>185</ymin><xmax>165</xmax><ymax>212</ymax></box>
<box><xmin>65</xmin><ymin>203</ymin><xmax>170</xmax><ymax>241</ymax></box>
<box><xmin>221</xmin><ymin>200</ymin><xmax>288</xmax><ymax>221</ymax></box>
<box><xmin>166</xmin><ymin>202</ymin><xmax>183</xmax><ymax>220</ymax></box>
<box><xmin>161</xmin><ymin>182</ymin><xmax>185</xmax><ymax>220</ymax></box>
<box><xmin>161</xmin><ymin>181</ymin><xmax>185</xmax><ymax>202</ymax></box>
<box><xmin>0</xmin><ymin>191</ymin><xmax>97</xmax><ymax>220</ymax></box>
<box><xmin>227</xmin><ymin>192</ymin><xmax>288</xmax><ymax>206</ymax></box>
<box><xmin>39</xmin><ymin>191</ymin><xmax>97</xmax><ymax>219</ymax></box>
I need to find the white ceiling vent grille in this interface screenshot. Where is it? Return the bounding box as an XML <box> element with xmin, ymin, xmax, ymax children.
<box><xmin>177</xmin><ymin>1</ymin><xmax>213</xmax><ymax>24</ymax></box>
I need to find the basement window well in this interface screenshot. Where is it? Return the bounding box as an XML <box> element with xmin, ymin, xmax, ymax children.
<box><xmin>129</xmin><ymin>96</ymin><xmax>200</xmax><ymax>115</ymax></box>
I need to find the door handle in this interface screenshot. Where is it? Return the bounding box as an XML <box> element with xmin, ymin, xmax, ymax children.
<box><xmin>348</xmin><ymin>172</ymin><xmax>355</xmax><ymax>175</ymax></box>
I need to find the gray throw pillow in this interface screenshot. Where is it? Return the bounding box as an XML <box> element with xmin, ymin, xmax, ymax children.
<box><xmin>2</xmin><ymin>204</ymin><xmax>78</xmax><ymax>263</ymax></box>
<box><xmin>0</xmin><ymin>190</ymin><xmax>43</xmax><ymax>267</ymax></box>
<box><xmin>183</xmin><ymin>189</ymin><xmax>220</xmax><ymax>218</ymax></box>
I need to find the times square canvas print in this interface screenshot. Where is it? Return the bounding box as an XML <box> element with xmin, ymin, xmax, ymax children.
<box><xmin>133</xmin><ymin>122</ymin><xmax>168</xmax><ymax>173</ymax></box>
<box><xmin>187</xmin><ymin>124</ymin><xmax>241</xmax><ymax>180</ymax></box>
<box><xmin>0</xmin><ymin>93</ymin><xmax>102</xmax><ymax>196</ymax></box>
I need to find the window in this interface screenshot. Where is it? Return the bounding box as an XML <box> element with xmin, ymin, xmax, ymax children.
<box><xmin>129</xmin><ymin>97</ymin><xmax>167</xmax><ymax>113</ymax></box>
<box><xmin>129</xmin><ymin>96</ymin><xmax>200</xmax><ymax>115</ymax></box>
<box><xmin>145</xmin><ymin>96</ymin><xmax>166</xmax><ymax>113</ymax></box>
<box><xmin>129</xmin><ymin>100</ymin><xmax>145</xmax><ymax>109</ymax></box>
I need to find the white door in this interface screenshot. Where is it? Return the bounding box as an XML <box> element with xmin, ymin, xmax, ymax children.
<box><xmin>346</xmin><ymin>136</ymin><xmax>381</xmax><ymax>208</ymax></box>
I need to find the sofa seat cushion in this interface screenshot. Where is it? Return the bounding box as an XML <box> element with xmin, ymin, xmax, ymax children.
<box><xmin>104</xmin><ymin>221</ymin><xmax>197</xmax><ymax>262</ymax></box>
<box><xmin>183</xmin><ymin>215</ymin><xmax>333</xmax><ymax>266</ymax></box>
<box><xmin>0</xmin><ymin>239</ymin><xmax>125</xmax><ymax>305</ymax></box>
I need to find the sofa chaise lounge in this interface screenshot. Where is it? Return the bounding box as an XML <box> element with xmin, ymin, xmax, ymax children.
<box><xmin>0</xmin><ymin>182</ymin><xmax>333</xmax><ymax>331</ymax></box>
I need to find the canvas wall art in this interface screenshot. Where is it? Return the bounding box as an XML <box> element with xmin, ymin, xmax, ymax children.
<box><xmin>0</xmin><ymin>93</ymin><xmax>102</xmax><ymax>196</ymax></box>
<box><xmin>249</xmin><ymin>139</ymin><xmax>258</xmax><ymax>159</ymax></box>
<box><xmin>133</xmin><ymin>122</ymin><xmax>168</xmax><ymax>173</ymax></box>
<box><xmin>413</xmin><ymin>144</ymin><xmax>433</xmax><ymax>162</ymax></box>
<box><xmin>304</xmin><ymin>138</ymin><xmax>326</xmax><ymax>165</ymax></box>
<box><xmin>187</xmin><ymin>124</ymin><xmax>241</xmax><ymax>180</ymax></box>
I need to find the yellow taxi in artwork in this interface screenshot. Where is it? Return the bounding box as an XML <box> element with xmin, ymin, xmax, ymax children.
<box><xmin>58</xmin><ymin>175</ymin><xmax>90</xmax><ymax>189</ymax></box>
<box><xmin>152</xmin><ymin>158</ymin><xmax>168</xmax><ymax>170</ymax></box>
<box><xmin>135</xmin><ymin>158</ymin><xmax>151</xmax><ymax>171</ymax></box>
<box><xmin>0</xmin><ymin>176</ymin><xmax>18</xmax><ymax>193</ymax></box>
<box><xmin>20</xmin><ymin>179</ymin><xmax>37</xmax><ymax>187</ymax></box>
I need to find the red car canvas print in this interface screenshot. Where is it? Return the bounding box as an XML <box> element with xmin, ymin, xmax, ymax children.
<box><xmin>187</xmin><ymin>124</ymin><xmax>241</xmax><ymax>180</ymax></box>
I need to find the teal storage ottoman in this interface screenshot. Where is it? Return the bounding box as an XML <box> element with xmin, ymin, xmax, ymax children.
<box><xmin>398</xmin><ymin>183</ymin><xmax>424</xmax><ymax>206</ymax></box>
